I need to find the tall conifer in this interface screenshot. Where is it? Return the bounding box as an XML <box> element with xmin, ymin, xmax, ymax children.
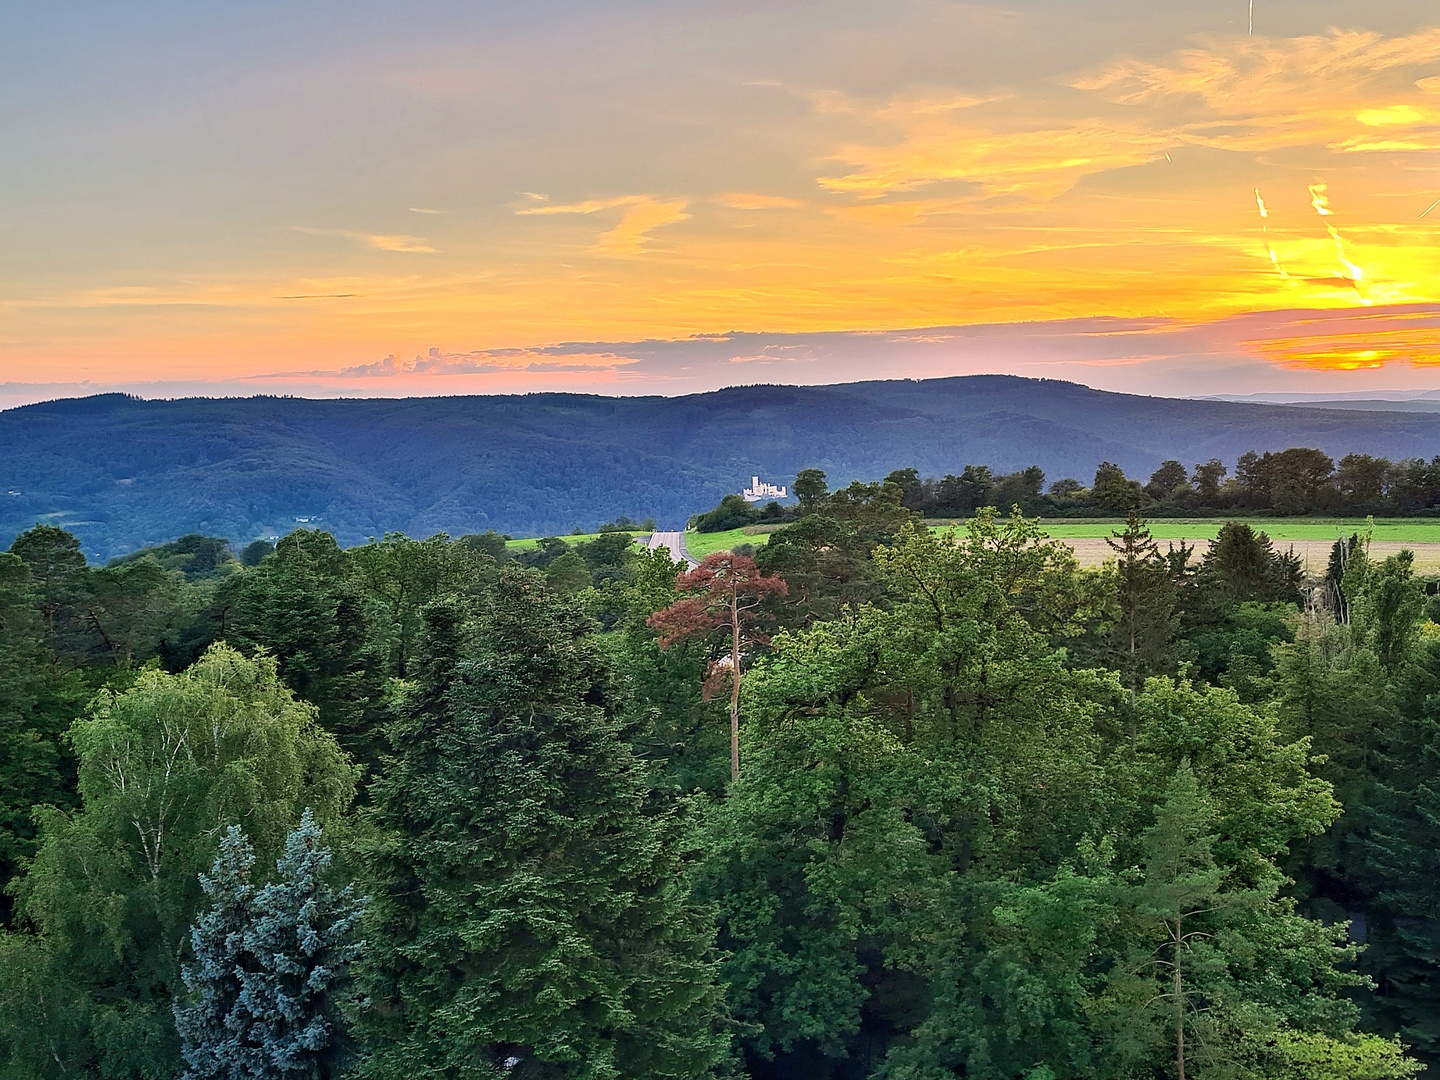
<box><xmin>358</xmin><ymin>570</ymin><xmax>729</xmax><ymax>1079</ymax></box>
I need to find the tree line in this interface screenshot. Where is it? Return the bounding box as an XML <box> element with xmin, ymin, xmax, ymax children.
<box><xmin>693</xmin><ymin>451</ymin><xmax>1440</xmax><ymax>533</ymax></box>
<box><xmin>0</xmin><ymin>494</ymin><xmax>1438</xmax><ymax>1078</ymax></box>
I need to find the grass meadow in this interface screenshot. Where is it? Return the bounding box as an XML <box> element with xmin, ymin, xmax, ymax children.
<box><xmin>506</xmin><ymin>519</ymin><xmax>1440</xmax><ymax>572</ymax></box>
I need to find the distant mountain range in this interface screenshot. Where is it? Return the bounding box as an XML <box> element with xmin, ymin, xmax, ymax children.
<box><xmin>8</xmin><ymin>376</ymin><xmax>1440</xmax><ymax>560</ymax></box>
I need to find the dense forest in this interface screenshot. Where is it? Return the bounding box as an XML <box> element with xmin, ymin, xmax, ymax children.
<box><xmin>2</xmin><ymin>477</ymin><xmax>1439</xmax><ymax>1078</ymax></box>
<box><xmin>15</xmin><ymin>377</ymin><xmax>1440</xmax><ymax>558</ymax></box>
<box><xmin>691</xmin><ymin>451</ymin><xmax>1440</xmax><ymax>533</ymax></box>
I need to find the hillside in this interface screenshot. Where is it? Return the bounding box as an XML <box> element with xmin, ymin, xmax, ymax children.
<box><xmin>8</xmin><ymin>375</ymin><xmax>1440</xmax><ymax>559</ymax></box>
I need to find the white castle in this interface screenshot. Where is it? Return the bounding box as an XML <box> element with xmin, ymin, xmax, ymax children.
<box><xmin>742</xmin><ymin>476</ymin><xmax>787</xmax><ymax>502</ymax></box>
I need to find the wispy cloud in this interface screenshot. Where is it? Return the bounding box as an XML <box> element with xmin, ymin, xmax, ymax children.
<box><xmin>293</xmin><ymin>226</ymin><xmax>438</xmax><ymax>253</ymax></box>
<box><xmin>516</xmin><ymin>195</ymin><xmax>690</xmax><ymax>255</ymax></box>
<box><xmin>818</xmin><ymin>28</ymin><xmax>1440</xmax><ymax>202</ymax></box>
<box><xmin>299</xmin><ymin>347</ymin><xmax>640</xmax><ymax>380</ymax></box>
<box><xmin>715</xmin><ymin>192</ymin><xmax>805</xmax><ymax>210</ymax></box>
<box><xmin>408</xmin><ymin>207</ymin><xmax>442</xmax><ymax>214</ymax></box>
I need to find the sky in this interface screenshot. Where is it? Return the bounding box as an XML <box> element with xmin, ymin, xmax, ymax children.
<box><xmin>3</xmin><ymin>0</ymin><xmax>1440</xmax><ymax>407</ymax></box>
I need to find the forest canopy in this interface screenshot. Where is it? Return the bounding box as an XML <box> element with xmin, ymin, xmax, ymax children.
<box><xmin>1</xmin><ymin>493</ymin><xmax>1438</xmax><ymax>1078</ymax></box>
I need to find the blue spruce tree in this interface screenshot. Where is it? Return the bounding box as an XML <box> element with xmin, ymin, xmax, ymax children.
<box><xmin>175</xmin><ymin>826</ymin><xmax>257</xmax><ymax>1080</ymax></box>
<box><xmin>239</xmin><ymin>809</ymin><xmax>365</xmax><ymax>1080</ymax></box>
<box><xmin>174</xmin><ymin>813</ymin><xmax>364</xmax><ymax>1080</ymax></box>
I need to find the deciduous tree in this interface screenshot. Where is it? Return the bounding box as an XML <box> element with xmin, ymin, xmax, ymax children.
<box><xmin>0</xmin><ymin>645</ymin><xmax>354</xmax><ymax>1080</ymax></box>
<box><xmin>648</xmin><ymin>552</ymin><xmax>787</xmax><ymax>780</ymax></box>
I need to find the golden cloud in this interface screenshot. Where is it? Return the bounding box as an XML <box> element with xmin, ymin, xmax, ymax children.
<box><xmin>293</xmin><ymin>226</ymin><xmax>438</xmax><ymax>253</ymax></box>
<box><xmin>715</xmin><ymin>192</ymin><xmax>805</xmax><ymax>210</ymax></box>
<box><xmin>819</xmin><ymin>28</ymin><xmax>1440</xmax><ymax>203</ymax></box>
<box><xmin>1245</xmin><ymin>308</ymin><xmax>1440</xmax><ymax>369</ymax></box>
<box><xmin>516</xmin><ymin>194</ymin><xmax>690</xmax><ymax>255</ymax></box>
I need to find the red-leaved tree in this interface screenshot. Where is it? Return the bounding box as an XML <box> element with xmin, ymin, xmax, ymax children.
<box><xmin>647</xmin><ymin>551</ymin><xmax>787</xmax><ymax>781</ymax></box>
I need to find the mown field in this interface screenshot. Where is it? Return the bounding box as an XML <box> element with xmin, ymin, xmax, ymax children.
<box><xmin>992</xmin><ymin>518</ymin><xmax>1440</xmax><ymax>543</ymax></box>
<box><xmin>504</xmin><ymin>531</ymin><xmax>652</xmax><ymax>551</ymax></box>
<box><xmin>508</xmin><ymin>519</ymin><xmax>1440</xmax><ymax>573</ymax></box>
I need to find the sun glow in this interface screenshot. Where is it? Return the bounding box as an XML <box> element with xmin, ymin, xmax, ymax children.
<box><xmin>5</xmin><ymin>13</ymin><xmax>1440</xmax><ymax>390</ymax></box>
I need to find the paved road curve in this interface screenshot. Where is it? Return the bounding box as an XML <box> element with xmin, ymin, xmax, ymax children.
<box><xmin>646</xmin><ymin>530</ymin><xmax>698</xmax><ymax>568</ymax></box>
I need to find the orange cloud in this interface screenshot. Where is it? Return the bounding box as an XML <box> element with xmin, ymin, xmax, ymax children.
<box><xmin>715</xmin><ymin>192</ymin><xmax>805</xmax><ymax>210</ymax></box>
<box><xmin>516</xmin><ymin>194</ymin><xmax>690</xmax><ymax>255</ymax></box>
<box><xmin>1245</xmin><ymin>308</ymin><xmax>1440</xmax><ymax>369</ymax></box>
<box><xmin>293</xmin><ymin>226</ymin><xmax>438</xmax><ymax>253</ymax></box>
<box><xmin>818</xmin><ymin>28</ymin><xmax>1440</xmax><ymax>204</ymax></box>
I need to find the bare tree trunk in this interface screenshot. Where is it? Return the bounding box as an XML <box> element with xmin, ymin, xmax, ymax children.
<box><xmin>729</xmin><ymin>587</ymin><xmax>741</xmax><ymax>782</ymax></box>
<box><xmin>1175</xmin><ymin>915</ymin><xmax>1186</xmax><ymax>1080</ymax></box>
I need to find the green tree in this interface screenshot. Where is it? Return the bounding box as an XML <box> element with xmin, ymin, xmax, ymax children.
<box><xmin>0</xmin><ymin>645</ymin><xmax>355</xmax><ymax>1080</ymax></box>
<box><xmin>1191</xmin><ymin>459</ymin><xmax>1228</xmax><ymax>504</ymax></box>
<box><xmin>693</xmin><ymin>494</ymin><xmax>760</xmax><ymax>533</ymax></box>
<box><xmin>1337</xmin><ymin>454</ymin><xmax>1391</xmax><ymax>508</ymax></box>
<box><xmin>884</xmin><ymin>468</ymin><xmax>926</xmax><ymax>513</ymax></box>
<box><xmin>241</xmin><ymin>540</ymin><xmax>275</xmax><ymax>567</ymax></box>
<box><xmin>1104</xmin><ymin>511</ymin><xmax>1177</xmax><ymax>692</ymax></box>
<box><xmin>1343</xmin><ymin>544</ymin><xmax>1424</xmax><ymax>673</ymax></box>
<box><xmin>349</xmin><ymin>532</ymin><xmax>494</xmax><ymax>678</ymax></box>
<box><xmin>992</xmin><ymin>465</ymin><xmax>1046</xmax><ymax>514</ymax></box>
<box><xmin>608</xmin><ymin>547</ymin><xmax>731</xmax><ymax>797</ymax></box>
<box><xmin>793</xmin><ymin>468</ymin><xmax>829</xmax><ymax>512</ymax></box>
<box><xmin>8</xmin><ymin>524</ymin><xmax>88</xmax><ymax>660</ymax></box>
<box><xmin>223</xmin><ymin>530</ymin><xmax>389</xmax><ymax>772</ymax></box>
<box><xmin>0</xmin><ymin>552</ymin><xmax>82</xmax><ymax>923</ymax></box>
<box><xmin>1100</xmin><ymin>762</ymin><xmax>1360</xmax><ymax>1080</ymax></box>
<box><xmin>754</xmin><ymin>514</ymin><xmax>885</xmax><ymax>628</ymax></box>
<box><xmin>1145</xmin><ymin>460</ymin><xmax>1189</xmax><ymax>501</ymax></box>
<box><xmin>936</xmin><ymin>465</ymin><xmax>994</xmax><ymax>514</ymax></box>
<box><xmin>1362</xmin><ymin>635</ymin><xmax>1440</xmax><ymax>1062</ymax></box>
<box><xmin>82</xmin><ymin>555</ymin><xmax>183</xmax><ymax>665</ymax></box>
<box><xmin>704</xmin><ymin>515</ymin><xmax>1117</xmax><ymax>1071</ymax></box>
<box><xmin>1092</xmin><ymin>462</ymin><xmax>1145</xmax><ymax>512</ymax></box>
<box><xmin>1195</xmin><ymin>522</ymin><xmax>1302</xmax><ymax>607</ymax></box>
<box><xmin>357</xmin><ymin>573</ymin><xmax>729</xmax><ymax>1080</ymax></box>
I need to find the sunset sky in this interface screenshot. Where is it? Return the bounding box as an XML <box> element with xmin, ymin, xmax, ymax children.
<box><xmin>3</xmin><ymin>0</ymin><xmax>1440</xmax><ymax>406</ymax></box>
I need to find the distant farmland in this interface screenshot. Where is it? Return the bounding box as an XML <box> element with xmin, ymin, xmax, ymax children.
<box><xmin>508</xmin><ymin>518</ymin><xmax>1440</xmax><ymax>573</ymax></box>
<box><xmin>680</xmin><ymin>518</ymin><xmax>1440</xmax><ymax>572</ymax></box>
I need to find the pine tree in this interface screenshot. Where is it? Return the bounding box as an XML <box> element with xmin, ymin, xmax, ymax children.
<box><xmin>1105</xmin><ymin>510</ymin><xmax>1178</xmax><ymax>692</ymax></box>
<box><xmin>357</xmin><ymin>570</ymin><xmax>730</xmax><ymax>1080</ymax></box>
<box><xmin>175</xmin><ymin>826</ymin><xmax>258</xmax><ymax>1080</ymax></box>
<box><xmin>239</xmin><ymin>809</ymin><xmax>365</xmax><ymax>1080</ymax></box>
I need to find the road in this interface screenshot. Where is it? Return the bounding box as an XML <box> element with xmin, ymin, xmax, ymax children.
<box><xmin>645</xmin><ymin>530</ymin><xmax>698</xmax><ymax>568</ymax></box>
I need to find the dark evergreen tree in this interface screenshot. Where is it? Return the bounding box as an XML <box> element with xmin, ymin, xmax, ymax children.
<box><xmin>222</xmin><ymin>530</ymin><xmax>389</xmax><ymax>773</ymax></box>
<box><xmin>1195</xmin><ymin>522</ymin><xmax>1302</xmax><ymax>606</ymax></box>
<box><xmin>1363</xmin><ymin>638</ymin><xmax>1440</xmax><ymax>1063</ymax></box>
<box><xmin>1104</xmin><ymin>510</ymin><xmax>1178</xmax><ymax>692</ymax></box>
<box><xmin>357</xmin><ymin>570</ymin><xmax>729</xmax><ymax>1079</ymax></box>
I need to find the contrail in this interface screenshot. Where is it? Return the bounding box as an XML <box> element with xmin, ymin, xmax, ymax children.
<box><xmin>1309</xmin><ymin>183</ymin><xmax>1368</xmax><ymax>303</ymax></box>
<box><xmin>1249</xmin><ymin>0</ymin><xmax>1254</xmax><ymax>34</ymax></box>
<box><xmin>1255</xmin><ymin>188</ymin><xmax>1288</xmax><ymax>277</ymax></box>
<box><xmin>1423</xmin><ymin>197</ymin><xmax>1440</xmax><ymax>219</ymax></box>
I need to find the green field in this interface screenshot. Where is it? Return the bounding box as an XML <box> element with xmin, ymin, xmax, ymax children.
<box><xmin>1015</xmin><ymin>518</ymin><xmax>1440</xmax><ymax>543</ymax></box>
<box><xmin>682</xmin><ymin>526</ymin><xmax>781</xmax><ymax>559</ymax></box>
<box><xmin>506</xmin><ymin>519</ymin><xmax>1440</xmax><ymax>560</ymax></box>
<box><xmin>504</xmin><ymin>532</ymin><xmax>651</xmax><ymax>551</ymax></box>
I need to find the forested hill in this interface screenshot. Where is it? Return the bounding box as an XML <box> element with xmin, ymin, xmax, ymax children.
<box><xmin>9</xmin><ymin>374</ymin><xmax>1440</xmax><ymax>558</ymax></box>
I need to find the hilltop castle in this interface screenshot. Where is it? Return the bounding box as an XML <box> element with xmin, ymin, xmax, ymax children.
<box><xmin>742</xmin><ymin>476</ymin><xmax>787</xmax><ymax>502</ymax></box>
